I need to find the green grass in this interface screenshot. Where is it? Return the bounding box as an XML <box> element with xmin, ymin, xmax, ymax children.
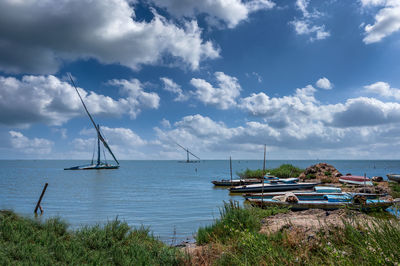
<box><xmin>389</xmin><ymin>182</ymin><xmax>400</xmax><ymax>198</ymax></box>
<box><xmin>0</xmin><ymin>210</ymin><xmax>184</xmax><ymax>265</ymax></box>
<box><xmin>195</xmin><ymin>202</ymin><xmax>400</xmax><ymax>265</ymax></box>
<box><xmin>237</xmin><ymin>164</ymin><xmax>304</xmax><ymax>179</ymax></box>
<box><xmin>196</xmin><ymin>201</ymin><xmax>288</xmax><ymax>245</ymax></box>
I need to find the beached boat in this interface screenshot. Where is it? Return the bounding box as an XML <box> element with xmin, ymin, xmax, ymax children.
<box><xmin>64</xmin><ymin>74</ymin><xmax>119</xmax><ymax>170</ymax></box>
<box><xmin>387</xmin><ymin>174</ymin><xmax>400</xmax><ymax>183</ymax></box>
<box><xmin>229</xmin><ymin>179</ymin><xmax>318</xmax><ymax>193</ymax></box>
<box><xmin>339</xmin><ymin>175</ymin><xmax>373</xmax><ymax>186</ymax></box>
<box><xmin>244</xmin><ymin>190</ymin><xmax>384</xmax><ymax>201</ymax></box>
<box><xmin>247</xmin><ymin>197</ymin><xmax>400</xmax><ymax>211</ymax></box>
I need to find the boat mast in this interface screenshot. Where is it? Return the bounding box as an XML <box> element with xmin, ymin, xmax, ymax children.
<box><xmin>68</xmin><ymin>73</ymin><xmax>119</xmax><ymax>165</ymax></box>
<box><xmin>175</xmin><ymin>142</ymin><xmax>200</xmax><ymax>162</ymax></box>
<box><xmin>186</xmin><ymin>149</ymin><xmax>189</xmax><ymax>163</ymax></box>
<box><xmin>97</xmin><ymin>124</ymin><xmax>101</xmax><ymax>165</ymax></box>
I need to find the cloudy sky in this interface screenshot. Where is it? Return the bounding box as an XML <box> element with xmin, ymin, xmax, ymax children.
<box><xmin>1</xmin><ymin>0</ymin><xmax>400</xmax><ymax>160</ymax></box>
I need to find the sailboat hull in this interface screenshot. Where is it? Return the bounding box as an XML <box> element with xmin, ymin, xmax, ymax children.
<box><xmin>64</xmin><ymin>163</ymin><xmax>119</xmax><ymax>170</ymax></box>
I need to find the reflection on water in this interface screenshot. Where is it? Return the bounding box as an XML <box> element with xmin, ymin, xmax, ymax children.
<box><xmin>0</xmin><ymin>160</ymin><xmax>399</xmax><ymax>242</ymax></box>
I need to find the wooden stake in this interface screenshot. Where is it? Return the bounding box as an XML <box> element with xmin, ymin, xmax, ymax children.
<box><xmin>34</xmin><ymin>183</ymin><xmax>48</xmax><ymax>214</ymax></box>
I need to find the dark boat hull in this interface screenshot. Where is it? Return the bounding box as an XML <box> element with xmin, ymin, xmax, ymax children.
<box><xmin>230</xmin><ymin>183</ymin><xmax>318</xmax><ymax>193</ymax></box>
<box><xmin>64</xmin><ymin>164</ymin><xmax>119</xmax><ymax>170</ymax></box>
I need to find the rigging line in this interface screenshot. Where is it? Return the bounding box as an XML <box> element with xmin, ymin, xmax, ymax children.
<box><xmin>174</xmin><ymin>141</ymin><xmax>200</xmax><ymax>160</ymax></box>
<box><xmin>67</xmin><ymin>73</ymin><xmax>119</xmax><ymax>165</ymax></box>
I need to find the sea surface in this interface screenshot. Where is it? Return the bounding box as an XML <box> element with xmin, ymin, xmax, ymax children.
<box><xmin>0</xmin><ymin>160</ymin><xmax>399</xmax><ymax>243</ymax></box>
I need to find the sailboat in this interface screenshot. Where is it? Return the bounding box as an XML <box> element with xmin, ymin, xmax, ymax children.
<box><xmin>64</xmin><ymin>74</ymin><xmax>119</xmax><ymax>170</ymax></box>
<box><xmin>175</xmin><ymin>142</ymin><xmax>200</xmax><ymax>163</ymax></box>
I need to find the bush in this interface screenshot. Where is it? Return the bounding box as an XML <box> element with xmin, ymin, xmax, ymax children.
<box><xmin>306</xmin><ymin>174</ymin><xmax>316</xmax><ymax>179</ymax></box>
<box><xmin>237</xmin><ymin>164</ymin><xmax>304</xmax><ymax>179</ymax></box>
<box><xmin>324</xmin><ymin>171</ymin><xmax>332</xmax><ymax>176</ymax></box>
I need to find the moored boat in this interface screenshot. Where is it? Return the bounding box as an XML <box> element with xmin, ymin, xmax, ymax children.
<box><xmin>387</xmin><ymin>174</ymin><xmax>400</xmax><ymax>183</ymax></box>
<box><xmin>230</xmin><ymin>179</ymin><xmax>318</xmax><ymax>193</ymax></box>
<box><xmin>247</xmin><ymin>197</ymin><xmax>400</xmax><ymax>211</ymax></box>
<box><xmin>212</xmin><ymin>175</ymin><xmax>278</xmax><ymax>186</ymax></box>
<box><xmin>339</xmin><ymin>175</ymin><xmax>373</xmax><ymax>186</ymax></box>
<box><xmin>244</xmin><ymin>191</ymin><xmax>384</xmax><ymax>201</ymax></box>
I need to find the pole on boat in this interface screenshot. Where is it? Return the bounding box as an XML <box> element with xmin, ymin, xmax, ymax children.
<box><xmin>34</xmin><ymin>183</ymin><xmax>48</xmax><ymax>214</ymax></box>
<box><xmin>364</xmin><ymin>173</ymin><xmax>366</xmax><ymax>193</ymax></box>
<box><xmin>263</xmin><ymin>144</ymin><xmax>266</xmax><ymax>175</ymax></box>
<box><xmin>230</xmin><ymin>156</ymin><xmax>233</xmax><ymax>187</ymax></box>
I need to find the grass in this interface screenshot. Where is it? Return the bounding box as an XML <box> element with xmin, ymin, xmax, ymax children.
<box><xmin>194</xmin><ymin>202</ymin><xmax>400</xmax><ymax>265</ymax></box>
<box><xmin>196</xmin><ymin>201</ymin><xmax>287</xmax><ymax>245</ymax></box>
<box><xmin>237</xmin><ymin>164</ymin><xmax>304</xmax><ymax>179</ymax></box>
<box><xmin>0</xmin><ymin>210</ymin><xmax>185</xmax><ymax>265</ymax></box>
<box><xmin>389</xmin><ymin>182</ymin><xmax>400</xmax><ymax>198</ymax></box>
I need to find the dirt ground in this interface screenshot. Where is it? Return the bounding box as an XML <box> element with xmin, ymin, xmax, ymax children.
<box><xmin>260</xmin><ymin>209</ymin><xmax>370</xmax><ymax>235</ymax></box>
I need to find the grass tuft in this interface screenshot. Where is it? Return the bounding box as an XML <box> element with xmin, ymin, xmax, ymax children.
<box><xmin>237</xmin><ymin>164</ymin><xmax>304</xmax><ymax>179</ymax></box>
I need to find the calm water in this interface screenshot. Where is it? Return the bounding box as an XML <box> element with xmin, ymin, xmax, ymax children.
<box><xmin>1</xmin><ymin>160</ymin><xmax>399</xmax><ymax>242</ymax></box>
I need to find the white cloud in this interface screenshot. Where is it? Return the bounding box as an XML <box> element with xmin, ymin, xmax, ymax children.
<box><xmin>9</xmin><ymin>130</ymin><xmax>53</xmax><ymax>154</ymax></box>
<box><xmin>316</xmin><ymin>77</ymin><xmax>332</xmax><ymax>90</ymax></box>
<box><xmin>160</xmin><ymin>77</ymin><xmax>188</xmax><ymax>101</ymax></box>
<box><xmin>360</xmin><ymin>0</ymin><xmax>386</xmax><ymax>7</ymax></box>
<box><xmin>148</xmin><ymin>0</ymin><xmax>275</xmax><ymax>29</ymax></box>
<box><xmin>0</xmin><ymin>75</ymin><xmax>159</xmax><ymax>127</ymax></box>
<box><xmin>108</xmin><ymin>78</ymin><xmax>160</xmax><ymax>119</ymax></box>
<box><xmin>190</xmin><ymin>72</ymin><xmax>242</xmax><ymax>109</ymax></box>
<box><xmin>362</xmin><ymin>0</ymin><xmax>400</xmax><ymax>44</ymax></box>
<box><xmin>290</xmin><ymin>0</ymin><xmax>330</xmax><ymax>41</ymax></box>
<box><xmin>364</xmin><ymin>81</ymin><xmax>400</xmax><ymax>100</ymax></box>
<box><xmin>0</xmin><ymin>0</ymin><xmax>219</xmax><ymax>74</ymax></box>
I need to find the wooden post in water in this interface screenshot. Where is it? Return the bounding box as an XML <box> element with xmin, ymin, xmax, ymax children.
<box><xmin>230</xmin><ymin>156</ymin><xmax>233</xmax><ymax>187</ymax></box>
<box><xmin>34</xmin><ymin>183</ymin><xmax>48</xmax><ymax>214</ymax></box>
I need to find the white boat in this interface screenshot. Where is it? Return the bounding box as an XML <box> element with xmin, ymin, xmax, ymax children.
<box><xmin>387</xmin><ymin>174</ymin><xmax>400</xmax><ymax>183</ymax></box>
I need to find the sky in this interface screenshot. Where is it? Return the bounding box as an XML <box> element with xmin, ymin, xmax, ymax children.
<box><xmin>1</xmin><ymin>0</ymin><xmax>400</xmax><ymax>160</ymax></box>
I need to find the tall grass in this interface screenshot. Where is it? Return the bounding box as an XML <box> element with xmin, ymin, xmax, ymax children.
<box><xmin>0</xmin><ymin>210</ymin><xmax>184</xmax><ymax>265</ymax></box>
<box><xmin>194</xmin><ymin>202</ymin><xmax>400</xmax><ymax>265</ymax></box>
<box><xmin>237</xmin><ymin>164</ymin><xmax>304</xmax><ymax>179</ymax></box>
<box><xmin>196</xmin><ymin>201</ymin><xmax>287</xmax><ymax>245</ymax></box>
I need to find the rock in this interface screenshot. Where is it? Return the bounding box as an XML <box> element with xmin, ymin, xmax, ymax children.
<box><xmin>299</xmin><ymin>163</ymin><xmax>342</xmax><ymax>182</ymax></box>
<box><xmin>372</xmin><ymin>176</ymin><xmax>383</xmax><ymax>182</ymax></box>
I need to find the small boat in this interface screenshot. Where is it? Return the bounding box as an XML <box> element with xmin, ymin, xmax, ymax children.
<box><xmin>387</xmin><ymin>174</ymin><xmax>400</xmax><ymax>183</ymax></box>
<box><xmin>229</xmin><ymin>179</ymin><xmax>318</xmax><ymax>193</ymax></box>
<box><xmin>244</xmin><ymin>191</ymin><xmax>384</xmax><ymax>201</ymax></box>
<box><xmin>212</xmin><ymin>175</ymin><xmax>278</xmax><ymax>186</ymax></box>
<box><xmin>247</xmin><ymin>197</ymin><xmax>400</xmax><ymax>211</ymax></box>
<box><xmin>64</xmin><ymin>74</ymin><xmax>119</xmax><ymax>170</ymax></box>
<box><xmin>339</xmin><ymin>175</ymin><xmax>373</xmax><ymax>186</ymax></box>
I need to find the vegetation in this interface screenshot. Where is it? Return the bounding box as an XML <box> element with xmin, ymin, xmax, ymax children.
<box><xmin>389</xmin><ymin>182</ymin><xmax>400</xmax><ymax>198</ymax></box>
<box><xmin>194</xmin><ymin>202</ymin><xmax>400</xmax><ymax>265</ymax></box>
<box><xmin>237</xmin><ymin>164</ymin><xmax>304</xmax><ymax>179</ymax></box>
<box><xmin>0</xmin><ymin>210</ymin><xmax>184</xmax><ymax>265</ymax></box>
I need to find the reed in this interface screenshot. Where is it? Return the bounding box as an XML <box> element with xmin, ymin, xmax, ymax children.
<box><xmin>0</xmin><ymin>210</ymin><xmax>185</xmax><ymax>265</ymax></box>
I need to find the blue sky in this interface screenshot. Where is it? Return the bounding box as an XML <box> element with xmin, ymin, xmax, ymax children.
<box><xmin>1</xmin><ymin>0</ymin><xmax>400</xmax><ymax>160</ymax></box>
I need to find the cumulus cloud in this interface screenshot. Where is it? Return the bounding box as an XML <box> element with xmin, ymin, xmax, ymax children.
<box><xmin>362</xmin><ymin>0</ymin><xmax>400</xmax><ymax>44</ymax></box>
<box><xmin>0</xmin><ymin>0</ymin><xmax>219</xmax><ymax>74</ymax></box>
<box><xmin>364</xmin><ymin>81</ymin><xmax>400</xmax><ymax>100</ymax></box>
<box><xmin>190</xmin><ymin>72</ymin><xmax>242</xmax><ymax>109</ymax></box>
<box><xmin>9</xmin><ymin>130</ymin><xmax>53</xmax><ymax>154</ymax></box>
<box><xmin>316</xmin><ymin>77</ymin><xmax>332</xmax><ymax>90</ymax></box>
<box><xmin>148</xmin><ymin>0</ymin><xmax>275</xmax><ymax>28</ymax></box>
<box><xmin>290</xmin><ymin>0</ymin><xmax>330</xmax><ymax>41</ymax></box>
<box><xmin>160</xmin><ymin>77</ymin><xmax>188</xmax><ymax>101</ymax></box>
<box><xmin>0</xmin><ymin>75</ymin><xmax>159</xmax><ymax>127</ymax></box>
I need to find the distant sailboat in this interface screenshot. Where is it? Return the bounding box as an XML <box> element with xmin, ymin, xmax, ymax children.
<box><xmin>175</xmin><ymin>142</ymin><xmax>200</xmax><ymax>163</ymax></box>
<box><xmin>64</xmin><ymin>74</ymin><xmax>119</xmax><ymax>170</ymax></box>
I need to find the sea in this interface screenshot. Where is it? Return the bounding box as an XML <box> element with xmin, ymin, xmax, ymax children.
<box><xmin>0</xmin><ymin>160</ymin><xmax>399</xmax><ymax>243</ymax></box>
